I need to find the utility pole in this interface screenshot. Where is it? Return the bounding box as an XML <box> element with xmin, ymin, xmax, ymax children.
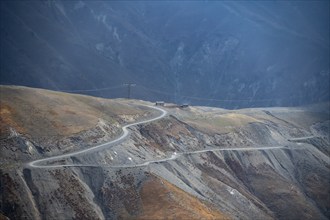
<box><xmin>123</xmin><ymin>83</ymin><xmax>136</xmax><ymax>99</ymax></box>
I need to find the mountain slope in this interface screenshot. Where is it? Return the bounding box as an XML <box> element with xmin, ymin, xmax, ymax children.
<box><xmin>0</xmin><ymin>86</ymin><xmax>329</xmax><ymax>219</ymax></box>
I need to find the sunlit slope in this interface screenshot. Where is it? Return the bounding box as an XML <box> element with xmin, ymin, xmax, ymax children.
<box><xmin>0</xmin><ymin>86</ymin><xmax>229</xmax><ymax>220</ymax></box>
<box><xmin>137</xmin><ymin>175</ymin><xmax>228</xmax><ymax>220</ymax></box>
<box><xmin>1</xmin><ymin>86</ymin><xmax>329</xmax><ymax>220</ymax></box>
<box><xmin>171</xmin><ymin>104</ymin><xmax>329</xmax><ymax>135</ymax></box>
<box><xmin>0</xmin><ymin>85</ymin><xmax>153</xmax><ymax>153</ymax></box>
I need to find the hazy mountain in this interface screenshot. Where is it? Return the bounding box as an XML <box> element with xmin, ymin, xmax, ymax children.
<box><xmin>0</xmin><ymin>1</ymin><xmax>329</xmax><ymax>108</ymax></box>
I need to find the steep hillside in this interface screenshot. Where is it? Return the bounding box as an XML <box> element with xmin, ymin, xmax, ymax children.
<box><xmin>0</xmin><ymin>85</ymin><xmax>154</xmax><ymax>163</ymax></box>
<box><xmin>1</xmin><ymin>1</ymin><xmax>329</xmax><ymax>108</ymax></box>
<box><xmin>1</xmin><ymin>86</ymin><xmax>329</xmax><ymax>219</ymax></box>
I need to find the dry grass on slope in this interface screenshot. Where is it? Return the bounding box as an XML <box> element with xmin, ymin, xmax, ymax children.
<box><xmin>0</xmin><ymin>86</ymin><xmax>150</xmax><ymax>140</ymax></box>
<box><xmin>136</xmin><ymin>175</ymin><xmax>229</xmax><ymax>220</ymax></box>
<box><xmin>180</xmin><ymin>110</ymin><xmax>260</xmax><ymax>134</ymax></box>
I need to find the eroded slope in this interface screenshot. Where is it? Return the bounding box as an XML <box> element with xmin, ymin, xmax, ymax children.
<box><xmin>1</xmin><ymin>86</ymin><xmax>329</xmax><ymax>220</ymax></box>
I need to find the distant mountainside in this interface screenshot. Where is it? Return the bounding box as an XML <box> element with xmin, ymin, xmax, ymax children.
<box><xmin>0</xmin><ymin>1</ymin><xmax>329</xmax><ymax>108</ymax></box>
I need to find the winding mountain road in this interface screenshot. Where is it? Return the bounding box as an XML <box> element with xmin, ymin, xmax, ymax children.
<box><xmin>26</xmin><ymin>105</ymin><xmax>167</xmax><ymax>168</ymax></box>
<box><xmin>26</xmin><ymin>104</ymin><xmax>316</xmax><ymax>169</ymax></box>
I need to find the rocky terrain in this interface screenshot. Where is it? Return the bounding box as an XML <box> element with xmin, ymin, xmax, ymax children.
<box><xmin>1</xmin><ymin>1</ymin><xmax>329</xmax><ymax>108</ymax></box>
<box><xmin>1</xmin><ymin>86</ymin><xmax>329</xmax><ymax>219</ymax></box>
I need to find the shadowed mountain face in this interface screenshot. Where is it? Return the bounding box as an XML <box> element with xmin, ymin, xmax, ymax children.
<box><xmin>0</xmin><ymin>1</ymin><xmax>329</xmax><ymax>108</ymax></box>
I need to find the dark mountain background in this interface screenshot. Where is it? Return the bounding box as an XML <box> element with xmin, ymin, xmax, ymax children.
<box><xmin>0</xmin><ymin>0</ymin><xmax>329</xmax><ymax>108</ymax></box>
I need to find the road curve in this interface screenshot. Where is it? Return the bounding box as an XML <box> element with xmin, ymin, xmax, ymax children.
<box><xmin>33</xmin><ymin>145</ymin><xmax>287</xmax><ymax>169</ymax></box>
<box><xmin>288</xmin><ymin>135</ymin><xmax>318</xmax><ymax>141</ymax></box>
<box><xmin>99</xmin><ymin>145</ymin><xmax>286</xmax><ymax>168</ymax></box>
<box><xmin>26</xmin><ymin>105</ymin><xmax>167</xmax><ymax>168</ymax></box>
